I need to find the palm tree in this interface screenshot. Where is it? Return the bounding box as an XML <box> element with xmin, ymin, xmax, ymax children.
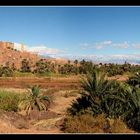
<box><xmin>74</xmin><ymin>59</ymin><xmax>78</xmax><ymax>66</ymax></box>
<box><xmin>123</xmin><ymin>87</ymin><xmax>140</xmax><ymax>131</ymax></box>
<box><xmin>81</xmin><ymin>70</ymin><xmax>117</xmax><ymax>114</ymax></box>
<box><xmin>21</xmin><ymin>58</ymin><xmax>31</xmax><ymax>72</ymax></box>
<box><xmin>18</xmin><ymin>85</ymin><xmax>50</xmax><ymax>116</ymax></box>
<box><xmin>0</xmin><ymin>66</ymin><xmax>14</xmax><ymax>77</ymax></box>
<box><xmin>69</xmin><ymin>69</ymin><xmax>117</xmax><ymax>116</ymax></box>
<box><xmin>127</xmin><ymin>72</ymin><xmax>140</xmax><ymax>88</ymax></box>
<box><xmin>68</xmin><ymin>60</ymin><xmax>71</xmax><ymax>64</ymax></box>
<box><xmin>69</xmin><ymin>69</ymin><xmax>135</xmax><ymax>119</ymax></box>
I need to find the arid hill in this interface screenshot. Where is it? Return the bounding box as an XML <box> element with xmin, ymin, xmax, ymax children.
<box><xmin>0</xmin><ymin>41</ymin><xmax>70</xmax><ymax>70</ymax></box>
<box><xmin>0</xmin><ymin>41</ymin><xmax>40</xmax><ymax>69</ymax></box>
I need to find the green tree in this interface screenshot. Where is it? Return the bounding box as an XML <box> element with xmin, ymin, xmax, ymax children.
<box><xmin>35</xmin><ymin>60</ymin><xmax>53</xmax><ymax>74</ymax></box>
<box><xmin>74</xmin><ymin>59</ymin><xmax>79</xmax><ymax>74</ymax></box>
<box><xmin>21</xmin><ymin>59</ymin><xmax>31</xmax><ymax>72</ymax></box>
<box><xmin>0</xmin><ymin>66</ymin><xmax>13</xmax><ymax>77</ymax></box>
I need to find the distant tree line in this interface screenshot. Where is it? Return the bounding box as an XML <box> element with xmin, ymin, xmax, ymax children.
<box><xmin>0</xmin><ymin>58</ymin><xmax>140</xmax><ymax>77</ymax></box>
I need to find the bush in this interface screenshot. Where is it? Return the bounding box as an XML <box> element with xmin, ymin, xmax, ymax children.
<box><xmin>0</xmin><ymin>66</ymin><xmax>13</xmax><ymax>77</ymax></box>
<box><xmin>62</xmin><ymin>113</ymin><xmax>133</xmax><ymax>133</ymax></box>
<box><xmin>67</xmin><ymin>95</ymin><xmax>93</xmax><ymax>116</ymax></box>
<box><xmin>0</xmin><ymin>90</ymin><xmax>21</xmax><ymax>111</ymax></box>
<box><xmin>63</xmin><ymin>90</ymin><xmax>78</xmax><ymax>98</ymax></box>
<box><xmin>127</xmin><ymin>72</ymin><xmax>140</xmax><ymax>87</ymax></box>
<box><xmin>63</xmin><ymin>113</ymin><xmax>104</xmax><ymax>133</ymax></box>
<box><xmin>109</xmin><ymin>119</ymin><xmax>134</xmax><ymax>133</ymax></box>
<box><xmin>13</xmin><ymin>71</ymin><xmax>35</xmax><ymax>77</ymax></box>
<box><xmin>18</xmin><ymin>85</ymin><xmax>50</xmax><ymax>116</ymax></box>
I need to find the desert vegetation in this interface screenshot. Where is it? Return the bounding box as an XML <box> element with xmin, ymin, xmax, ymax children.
<box><xmin>18</xmin><ymin>85</ymin><xmax>50</xmax><ymax>116</ymax></box>
<box><xmin>62</xmin><ymin>67</ymin><xmax>140</xmax><ymax>133</ymax></box>
<box><xmin>1</xmin><ymin>59</ymin><xmax>140</xmax><ymax>78</ymax></box>
<box><xmin>0</xmin><ymin>59</ymin><xmax>140</xmax><ymax>133</ymax></box>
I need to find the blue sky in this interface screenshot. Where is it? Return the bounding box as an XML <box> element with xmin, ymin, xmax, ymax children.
<box><xmin>0</xmin><ymin>7</ymin><xmax>140</xmax><ymax>62</ymax></box>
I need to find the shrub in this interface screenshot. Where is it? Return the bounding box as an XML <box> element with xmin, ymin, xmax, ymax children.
<box><xmin>127</xmin><ymin>72</ymin><xmax>140</xmax><ymax>87</ymax></box>
<box><xmin>63</xmin><ymin>113</ymin><xmax>104</xmax><ymax>133</ymax></box>
<box><xmin>18</xmin><ymin>85</ymin><xmax>50</xmax><ymax>116</ymax></box>
<box><xmin>0</xmin><ymin>66</ymin><xmax>13</xmax><ymax>77</ymax></box>
<box><xmin>13</xmin><ymin>71</ymin><xmax>35</xmax><ymax>77</ymax></box>
<box><xmin>21</xmin><ymin>59</ymin><xmax>31</xmax><ymax>72</ymax></box>
<box><xmin>67</xmin><ymin>95</ymin><xmax>93</xmax><ymax>116</ymax></box>
<box><xmin>0</xmin><ymin>90</ymin><xmax>21</xmax><ymax>111</ymax></box>
<box><xmin>63</xmin><ymin>90</ymin><xmax>78</xmax><ymax>98</ymax></box>
<box><xmin>109</xmin><ymin>119</ymin><xmax>134</xmax><ymax>133</ymax></box>
<box><xmin>62</xmin><ymin>113</ymin><xmax>133</xmax><ymax>133</ymax></box>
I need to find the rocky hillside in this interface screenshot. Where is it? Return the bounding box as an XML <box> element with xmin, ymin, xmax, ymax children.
<box><xmin>0</xmin><ymin>41</ymin><xmax>40</xmax><ymax>70</ymax></box>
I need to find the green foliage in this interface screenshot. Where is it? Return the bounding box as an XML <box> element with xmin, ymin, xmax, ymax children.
<box><xmin>69</xmin><ymin>70</ymin><xmax>128</xmax><ymax>118</ymax></box>
<box><xmin>58</xmin><ymin>64</ymin><xmax>77</xmax><ymax>75</ymax></box>
<box><xmin>123</xmin><ymin>88</ymin><xmax>140</xmax><ymax>132</ymax></box>
<box><xmin>68</xmin><ymin>96</ymin><xmax>92</xmax><ymax>115</ymax></box>
<box><xmin>79</xmin><ymin>60</ymin><xmax>96</xmax><ymax>74</ymax></box>
<box><xmin>68</xmin><ymin>70</ymin><xmax>139</xmax><ymax>118</ymax></box>
<box><xmin>127</xmin><ymin>72</ymin><xmax>140</xmax><ymax>87</ymax></box>
<box><xmin>18</xmin><ymin>85</ymin><xmax>50</xmax><ymax>115</ymax></box>
<box><xmin>13</xmin><ymin>71</ymin><xmax>35</xmax><ymax>77</ymax></box>
<box><xmin>34</xmin><ymin>59</ymin><xmax>56</xmax><ymax>74</ymax></box>
<box><xmin>0</xmin><ymin>90</ymin><xmax>21</xmax><ymax>111</ymax></box>
<box><xmin>0</xmin><ymin>66</ymin><xmax>14</xmax><ymax>77</ymax></box>
<box><xmin>35</xmin><ymin>60</ymin><xmax>49</xmax><ymax>74</ymax></box>
<box><xmin>1</xmin><ymin>58</ymin><xmax>140</xmax><ymax>77</ymax></box>
<box><xmin>67</xmin><ymin>69</ymin><xmax>140</xmax><ymax>132</ymax></box>
<box><xmin>21</xmin><ymin>59</ymin><xmax>31</xmax><ymax>72</ymax></box>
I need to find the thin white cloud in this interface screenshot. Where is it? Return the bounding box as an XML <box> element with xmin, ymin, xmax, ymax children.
<box><xmin>95</xmin><ymin>40</ymin><xmax>112</xmax><ymax>49</ymax></box>
<box><xmin>80</xmin><ymin>43</ymin><xmax>90</xmax><ymax>49</ymax></box>
<box><xmin>14</xmin><ymin>43</ymin><xmax>66</xmax><ymax>56</ymax></box>
<box><xmin>102</xmin><ymin>40</ymin><xmax>112</xmax><ymax>45</ymax></box>
<box><xmin>112</xmin><ymin>41</ymin><xmax>129</xmax><ymax>49</ymax></box>
<box><xmin>61</xmin><ymin>54</ymin><xmax>140</xmax><ymax>64</ymax></box>
<box><xmin>132</xmin><ymin>43</ymin><xmax>140</xmax><ymax>49</ymax></box>
<box><xmin>26</xmin><ymin>45</ymin><xmax>62</xmax><ymax>55</ymax></box>
<box><xmin>80</xmin><ymin>40</ymin><xmax>112</xmax><ymax>50</ymax></box>
<box><xmin>80</xmin><ymin>41</ymin><xmax>130</xmax><ymax>50</ymax></box>
<box><xmin>95</xmin><ymin>45</ymin><xmax>103</xmax><ymax>49</ymax></box>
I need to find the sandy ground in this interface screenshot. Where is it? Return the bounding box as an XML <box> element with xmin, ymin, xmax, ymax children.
<box><xmin>0</xmin><ymin>89</ymin><xmax>80</xmax><ymax>134</ymax></box>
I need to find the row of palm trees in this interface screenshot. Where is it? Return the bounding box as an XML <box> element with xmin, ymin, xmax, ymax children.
<box><xmin>0</xmin><ymin>58</ymin><xmax>140</xmax><ymax>77</ymax></box>
<box><xmin>20</xmin><ymin>59</ymin><xmax>140</xmax><ymax>76</ymax></box>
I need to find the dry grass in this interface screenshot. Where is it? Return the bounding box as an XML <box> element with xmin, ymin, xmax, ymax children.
<box><xmin>63</xmin><ymin>90</ymin><xmax>79</xmax><ymax>98</ymax></box>
<box><xmin>62</xmin><ymin>113</ymin><xmax>134</xmax><ymax>133</ymax></box>
<box><xmin>0</xmin><ymin>90</ymin><xmax>22</xmax><ymax>111</ymax></box>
